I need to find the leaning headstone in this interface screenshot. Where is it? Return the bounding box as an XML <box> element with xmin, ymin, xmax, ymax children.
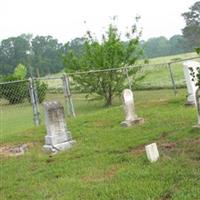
<box><xmin>183</xmin><ymin>61</ymin><xmax>200</xmax><ymax>105</ymax></box>
<box><xmin>145</xmin><ymin>143</ymin><xmax>159</xmax><ymax>163</ymax></box>
<box><xmin>121</xmin><ymin>89</ymin><xmax>144</xmax><ymax>127</ymax></box>
<box><xmin>43</xmin><ymin>101</ymin><xmax>75</xmax><ymax>153</ymax></box>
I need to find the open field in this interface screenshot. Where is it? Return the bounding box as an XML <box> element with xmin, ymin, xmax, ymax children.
<box><xmin>1</xmin><ymin>88</ymin><xmax>200</xmax><ymax>199</ymax></box>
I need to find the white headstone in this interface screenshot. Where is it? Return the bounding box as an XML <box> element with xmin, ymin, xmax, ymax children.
<box><xmin>183</xmin><ymin>61</ymin><xmax>200</xmax><ymax>105</ymax></box>
<box><xmin>43</xmin><ymin>101</ymin><xmax>75</xmax><ymax>153</ymax></box>
<box><xmin>121</xmin><ymin>89</ymin><xmax>144</xmax><ymax>127</ymax></box>
<box><xmin>145</xmin><ymin>143</ymin><xmax>159</xmax><ymax>163</ymax></box>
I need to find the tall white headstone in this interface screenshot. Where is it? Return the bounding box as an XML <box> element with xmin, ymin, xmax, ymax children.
<box><xmin>43</xmin><ymin>101</ymin><xmax>75</xmax><ymax>153</ymax></box>
<box><xmin>183</xmin><ymin>61</ymin><xmax>200</xmax><ymax>105</ymax></box>
<box><xmin>121</xmin><ymin>89</ymin><xmax>144</xmax><ymax>127</ymax></box>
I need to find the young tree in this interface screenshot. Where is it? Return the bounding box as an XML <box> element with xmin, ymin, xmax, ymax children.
<box><xmin>64</xmin><ymin>18</ymin><xmax>144</xmax><ymax>106</ymax></box>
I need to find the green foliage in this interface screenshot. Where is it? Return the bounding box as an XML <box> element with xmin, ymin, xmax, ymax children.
<box><xmin>0</xmin><ymin>76</ymin><xmax>28</xmax><ymax>104</ymax></box>
<box><xmin>142</xmin><ymin>35</ymin><xmax>189</xmax><ymax>58</ymax></box>
<box><xmin>14</xmin><ymin>63</ymin><xmax>27</xmax><ymax>79</ymax></box>
<box><xmin>34</xmin><ymin>81</ymin><xmax>48</xmax><ymax>103</ymax></box>
<box><xmin>31</xmin><ymin>35</ymin><xmax>64</xmax><ymax>76</ymax></box>
<box><xmin>182</xmin><ymin>1</ymin><xmax>200</xmax><ymax>50</ymax></box>
<box><xmin>0</xmin><ymin>34</ymin><xmax>64</xmax><ymax>76</ymax></box>
<box><xmin>0</xmin><ymin>64</ymin><xmax>47</xmax><ymax>104</ymax></box>
<box><xmin>196</xmin><ymin>47</ymin><xmax>200</xmax><ymax>55</ymax></box>
<box><xmin>64</xmin><ymin>19</ymin><xmax>143</xmax><ymax>105</ymax></box>
<box><xmin>0</xmin><ymin>63</ymin><xmax>28</xmax><ymax>104</ymax></box>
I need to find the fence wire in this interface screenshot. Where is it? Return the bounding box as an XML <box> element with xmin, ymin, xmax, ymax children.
<box><xmin>0</xmin><ymin>56</ymin><xmax>200</xmax><ymax>136</ymax></box>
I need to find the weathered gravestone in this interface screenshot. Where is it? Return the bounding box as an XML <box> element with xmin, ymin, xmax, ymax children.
<box><xmin>145</xmin><ymin>143</ymin><xmax>159</xmax><ymax>163</ymax></box>
<box><xmin>121</xmin><ymin>89</ymin><xmax>144</xmax><ymax>127</ymax></box>
<box><xmin>183</xmin><ymin>61</ymin><xmax>200</xmax><ymax>105</ymax></box>
<box><xmin>43</xmin><ymin>101</ymin><xmax>75</xmax><ymax>153</ymax></box>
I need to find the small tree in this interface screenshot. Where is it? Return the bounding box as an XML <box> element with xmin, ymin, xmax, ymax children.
<box><xmin>14</xmin><ymin>64</ymin><xmax>27</xmax><ymax>79</ymax></box>
<box><xmin>0</xmin><ymin>64</ymin><xmax>48</xmax><ymax>104</ymax></box>
<box><xmin>64</xmin><ymin>18</ymin><xmax>144</xmax><ymax>106</ymax></box>
<box><xmin>0</xmin><ymin>64</ymin><xmax>28</xmax><ymax>104</ymax></box>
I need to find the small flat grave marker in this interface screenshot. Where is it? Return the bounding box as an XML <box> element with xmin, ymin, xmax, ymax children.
<box><xmin>145</xmin><ymin>143</ymin><xmax>159</xmax><ymax>163</ymax></box>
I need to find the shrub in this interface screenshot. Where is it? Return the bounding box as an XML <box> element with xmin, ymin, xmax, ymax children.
<box><xmin>35</xmin><ymin>81</ymin><xmax>48</xmax><ymax>103</ymax></box>
<box><xmin>0</xmin><ymin>76</ymin><xmax>28</xmax><ymax>104</ymax></box>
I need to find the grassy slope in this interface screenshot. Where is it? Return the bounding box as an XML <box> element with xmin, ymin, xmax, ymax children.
<box><xmin>139</xmin><ymin>52</ymin><xmax>200</xmax><ymax>88</ymax></box>
<box><xmin>1</xmin><ymin>89</ymin><xmax>200</xmax><ymax>200</ymax></box>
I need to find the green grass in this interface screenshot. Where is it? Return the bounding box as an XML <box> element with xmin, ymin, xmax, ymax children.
<box><xmin>1</xmin><ymin>88</ymin><xmax>200</xmax><ymax>199</ymax></box>
<box><xmin>138</xmin><ymin>52</ymin><xmax>200</xmax><ymax>88</ymax></box>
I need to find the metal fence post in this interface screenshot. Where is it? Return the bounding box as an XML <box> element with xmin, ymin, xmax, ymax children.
<box><xmin>28</xmin><ymin>77</ymin><xmax>40</xmax><ymax>126</ymax></box>
<box><xmin>167</xmin><ymin>63</ymin><xmax>177</xmax><ymax>96</ymax></box>
<box><xmin>62</xmin><ymin>75</ymin><xmax>71</xmax><ymax>117</ymax></box>
<box><xmin>62</xmin><ymin>74</ymin><xmax>76</xmax><ymax>117</ymax></box>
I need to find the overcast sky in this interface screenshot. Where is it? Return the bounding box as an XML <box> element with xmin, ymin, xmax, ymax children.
<box><xmin>0</xmin><ymin>0</ymin><xmax>197</xmax><ymax>43</ymax></box>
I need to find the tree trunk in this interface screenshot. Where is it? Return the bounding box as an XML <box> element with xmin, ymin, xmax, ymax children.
<box><xmin>104</xmin><ymin>85</ymin><xmax>112</xmax><ymax>106</ymax></box>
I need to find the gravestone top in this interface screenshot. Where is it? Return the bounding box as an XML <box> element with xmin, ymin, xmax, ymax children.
<box><xmin>123</xmin><ymin>89</ymin><xmax>133</xmax><ymax>104</ymax></box>
<box><xmin>44</xmin><ymin>101</ymin><xmax>63</xmax><ymax>111</ymax></box>
<box><xmin>183</xmin><ymin>60</ymin><xmax>200</xmax><ymax>69</ymax></box>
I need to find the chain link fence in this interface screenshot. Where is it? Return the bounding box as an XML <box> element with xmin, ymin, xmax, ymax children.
<box><xmin>1</xmin><ymin>57</ymin><xmax>200</xmax><ymax>136</ymax></box>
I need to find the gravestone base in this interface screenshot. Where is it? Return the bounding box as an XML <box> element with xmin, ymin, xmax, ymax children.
<box><xmin>43</xmin><ymin>140</ymin><xmax>76</xmax><ymax>153</ymax></box>
<box><xmin>185</xmin><ymin>101</ymin><xmax>195</xmax><ymax>106</ymax></box>
<box><xmin>185</xmin><ymin>102</ymin><xmax>195</xmax><ymax>106</ymax></box>
<box><xmin>121</xmin><ymin>117</ymin><xmax>144</xmax><ymax>127</ymax></box>
<box><xmin>192</xmin><ymin>124</ymin><xmax>200</xmax><ymax>128</ymax></box>
<box><xmin>185</xmin><ymin>98</ymin><xmax>195</xmax><ymax>106</ymax></box>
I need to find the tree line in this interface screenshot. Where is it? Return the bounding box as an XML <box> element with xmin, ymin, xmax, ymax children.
<box><xmin>0</xmin><ymin>1</ymin><xmax>199</xmax><ymax>77</ymax></box>
<box><xmin>0</xmin><ymin>34</ymin><xmax>64</xmax><ymax>76</ymax></box>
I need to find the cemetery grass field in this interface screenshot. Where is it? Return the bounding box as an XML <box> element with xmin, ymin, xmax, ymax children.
<box><xmin>1</xmin><ymin>89</ymin><xmax>200</xmax><ymax>199</ymax></box>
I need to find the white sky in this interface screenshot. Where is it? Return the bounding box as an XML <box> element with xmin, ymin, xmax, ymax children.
<box><xmin>0</xmin><ymin>0</ymin><xmax>197</xmax><ymax>43</ymax></box>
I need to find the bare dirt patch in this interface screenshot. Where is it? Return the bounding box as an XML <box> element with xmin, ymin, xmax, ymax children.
<box><xmin>82</xmin><ymin>165</ymin><xmax>119</xmax><ymax>183</ymax></box>
<box><xmin>94</xmin><ymin>120</ymin><xmax>113</xmax><ymax>127</ymax></box>
<box><xmin>130</xmin><ymin>144</ymin><xmax>145</xmax><ymax>156</ymax></box>
<box><xmin>0</xmin><ymin>143</ymin><xmax>30</xmax><ymax>156</ymax></box>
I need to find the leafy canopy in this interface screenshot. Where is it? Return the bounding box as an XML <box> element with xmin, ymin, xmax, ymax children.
<box><xmin>182</xmin><ymin>1</ymin><xmax>200</xmax><ymax>49</ymax></box>
<box><xmin>14</xmin><ymin>64</ymin><xmax>27</xmax><ymax>79</ymax></box>
<box><xmin>64</xmin><ymin>18</ymin><xmax>144</xmax><ymax>105</ymax></box>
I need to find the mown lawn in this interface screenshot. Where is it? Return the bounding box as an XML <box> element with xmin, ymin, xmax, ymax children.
<box><xmin>1</xmin><ymin>89</ymin><xmax>200</xmax><ymax>200</ymax></box>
